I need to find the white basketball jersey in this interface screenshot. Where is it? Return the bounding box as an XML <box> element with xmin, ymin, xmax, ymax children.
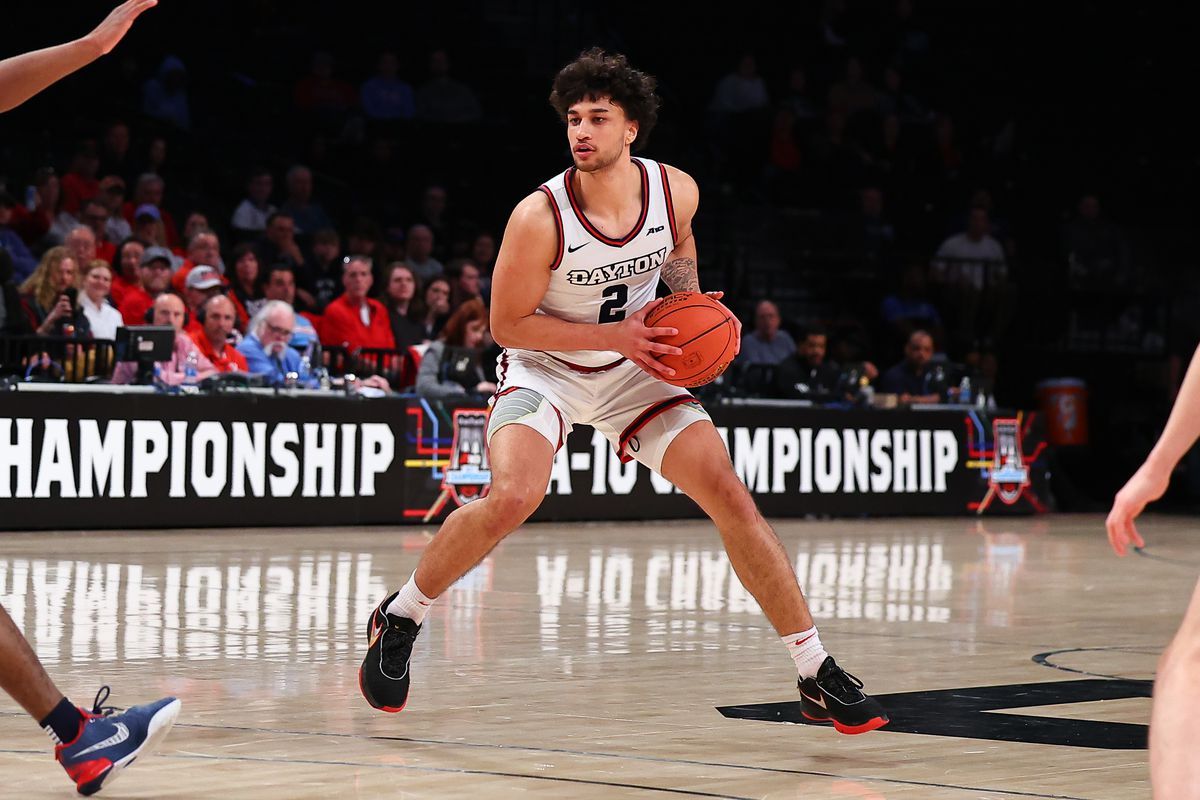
<box><xmin>519</xmin><ymin>157</ymin><xmax>679</xmax><ymax>370</ymax></box>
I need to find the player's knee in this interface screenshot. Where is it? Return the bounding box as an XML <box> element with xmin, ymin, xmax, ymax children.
<box><xmin>483</xmin><ymin>485</ymin><xmax>541</xmax><ymax>532</ymax></box>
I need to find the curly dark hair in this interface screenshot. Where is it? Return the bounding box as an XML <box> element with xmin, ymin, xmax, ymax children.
<box><xmin>549</xmin><ymin>48</ymin><xmax>659</xmax><ymax>151</ymax></box>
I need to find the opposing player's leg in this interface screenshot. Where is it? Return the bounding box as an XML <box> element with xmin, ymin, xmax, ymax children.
<box><xmin>655</xmin><ymin>419</ymin><xmax>888</xmax><ymax>734</ymax></box>
<box><xmin>1150</xmin><ymin>576</ymin><xmax>1200</xmax><ymax>799</ymax></box>
<box><xmin>1</xmin><ymin>603</ymin><xmax>180</xmax><ymax>795</ymax></box>
<box><xmin>361</xmin><ymin>408</ymin><xmax>556</xmax><ymax>712</ymax></box>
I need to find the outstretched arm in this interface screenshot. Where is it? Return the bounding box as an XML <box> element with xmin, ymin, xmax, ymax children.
<box><xmin>0</xmin><ymin>0</ymin><xmax>157</xmax><ymax>113</ymax></box>
<box><xmin>1107</xmin><ymin>342</ymin><xmax>1200</xmax><ymax>555</ymax></box>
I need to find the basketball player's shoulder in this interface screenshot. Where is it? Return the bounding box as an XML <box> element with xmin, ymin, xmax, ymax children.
<box><xmin>496</xmin><ymin>190</ymin><xmax>560</xmax><ymax>269</ymax></box>
<box><xmin>659</xmin><ymin>162</ymin><xmax>699</xmax><ymax>216</ymax></box>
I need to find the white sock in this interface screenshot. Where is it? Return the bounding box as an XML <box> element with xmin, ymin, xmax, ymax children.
<box><xmin>783</xmin><ymin>627</ymin><xmax>829</xmax><ymax>679</ymax></box>
<box><xmin>385</xmin><ymin>572</ymin><xmax>436</xmax><ymax>625</ymax></box>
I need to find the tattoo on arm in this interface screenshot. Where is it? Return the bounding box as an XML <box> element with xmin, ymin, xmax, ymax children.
<box><xmin>661</xmin><ymin>257</ymin><xmax>699</xmax><ymax>293</ymax></box>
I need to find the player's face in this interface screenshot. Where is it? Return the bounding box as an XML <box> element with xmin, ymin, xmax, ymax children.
<box><xmin>566</xmin><ymin>96</ymin><xmax>637</xmax><ymax>173</ymax></box>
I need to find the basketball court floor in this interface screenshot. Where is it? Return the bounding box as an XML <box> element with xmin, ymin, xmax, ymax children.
<box><xmin>0</xmin><ymin>514</ymin><xmax>1187</xmax><ymax>798</ymax></box>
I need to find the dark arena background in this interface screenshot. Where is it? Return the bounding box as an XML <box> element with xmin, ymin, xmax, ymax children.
<box><xmin>0</xmin><ymin>2</ymin><xmax>1196</xmax><ymax>797</ymax></box>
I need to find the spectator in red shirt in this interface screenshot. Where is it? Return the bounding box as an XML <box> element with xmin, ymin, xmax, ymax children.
<box><xmin>319</xmin><ymin>255</ymin><xmax>395</xmax><ymax>351</ymax></box>
<box><xmin>171</xmin><ymin>228</ymin><xmax>223</xmax><ymax>293</ymax></box>
<box><xmin>79</xmin><ymin>199</ymin><xmax>117</xmax><ymax>263</ymax></box>
<box><xmin>108</xmin><ymin>237</ymin><xmax>145</xmax><ymax>307</ymax></box>
<box><xmin>118</xmin><ymin>245</ymin><xmax>173</xmax><ymax>325</ymax></box>
<box><xmin>194</xmin><ymin>294</ymin><xmax>248</xmax><ymax>372</ymax></box>
<box><xmin>60</xmin><ymin>145</ymin><xmax>101</xmax><ymax>216</ymax></box>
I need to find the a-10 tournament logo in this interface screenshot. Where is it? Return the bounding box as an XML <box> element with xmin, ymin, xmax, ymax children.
<box><xmin>978</xmin><ymin>417</ymin><xmax>1031</xmax><ymax>512</ymax></box>
<box><xmin>424</xmin><ymin>409</ymin><xmax>491</xmax><ymax>522</ymax></box>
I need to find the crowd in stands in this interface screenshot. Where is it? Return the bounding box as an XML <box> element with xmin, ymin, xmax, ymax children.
<box><xmin>0</xmin><ymin>1</ymin><xmax>1161</xmax><ymax>411</ymax></box>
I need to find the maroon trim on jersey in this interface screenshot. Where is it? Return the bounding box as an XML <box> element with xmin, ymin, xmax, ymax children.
<box><xmin>659</xmin><ymin>163</ymin><xmax>679</xmax><ymax>248</ymax></box>
<box><xmin>545</xmin><ymin>353</ymin><xmax>626</xmax><ymax>373</ymax></box>
<box><xmin>564</xmin><ymin>159</ymin><xmax>650</xmax><ymax>247</ymax></box>
<box><xmin>538</xmin><ymin>185</ymin><xmax>565</xmax><ymax>270</ymax></box>
<box><xmin>496</xmin><ymin>351</ymin><xmax>509</xmax><ymax>390</ymax></box>
<box><xmin>617</xmin><ymin>395</ymin><xmax>697</xmax><ymax>463</ymax></box>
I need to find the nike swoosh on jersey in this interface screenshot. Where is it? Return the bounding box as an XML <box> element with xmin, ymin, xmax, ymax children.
<box><xmin>567</xmin><ymin>242</ymin><xmax>589</xmax><ymax>253</ymax></box>
<box><xmin>75</xmin><ymin>722</ymin><xmax>130</xmax><ymax>756</ymax></box>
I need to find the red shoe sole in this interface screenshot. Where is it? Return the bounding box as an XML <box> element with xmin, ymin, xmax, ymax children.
<box><xmin>833</xmin><ymin>716</ymin><xmax>889</xmax><ymax>735</ymax></box>
<box><xmin>358</xmin><ymin>667</ymin><xmax>407</xmax><ymax>713</ymax></box>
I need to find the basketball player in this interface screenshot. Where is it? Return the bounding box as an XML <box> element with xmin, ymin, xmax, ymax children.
<box><xmin>1107</xmin><ymin>342</ymin><xmax>1200</xmax><ymax>799</ymax></box>
<box><xmin>361</xmin><ymin>48</ymin><xmax>888</xmax><ymax>735</ymax></box>
<box><xmin>1</xmin><ymin>2</ymin><xmax>182</xmax><ymax>795</ymax></box>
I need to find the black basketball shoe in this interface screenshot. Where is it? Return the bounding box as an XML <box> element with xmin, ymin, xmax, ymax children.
<box><xmin>798</xmin><ymin>656</ymin><xmax>889</xmax><ymax>734</ymax></box>
<box><xmin>359</xmin><ymin>591</ymin><xmax>422</xmax><ymax>713</ymax></box>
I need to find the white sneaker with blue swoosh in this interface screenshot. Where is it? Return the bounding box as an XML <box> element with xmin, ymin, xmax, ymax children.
<box><xmin>55</xmin><ymin>686</ymin><xmax>181</xmax><ymax>796</ymax></box>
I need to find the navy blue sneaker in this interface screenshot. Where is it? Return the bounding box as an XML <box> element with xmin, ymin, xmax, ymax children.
<box><xmin>56</xmin><ymin>686</ymin><xmax>181</xmax><ymax>796</ymax></box>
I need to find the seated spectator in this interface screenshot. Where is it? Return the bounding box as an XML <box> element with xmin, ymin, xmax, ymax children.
<box><xmin>0</xmin><ymin>249</ymin><xmax>34</xmax><ymax>335</ymax></box>
<box><xmin>96</xmin><ymin>175</ymin><xmax>133</xmax><ymax>244</ymax></box>
<box><xmin>118</xmin><ymin>245</ymin><xmax>174</xmax><ymax>326</ymax></box>
<box><xmin>182</xmin><ymin>266</ymin><xmax>224</xmax><ymax>338</ymax></box>
<box><xmin>293</xmin><ymin>51</ymin><xmax>356</xmax><ymax>116</ymax></box>
<box><xmin>78</xmin><ymin>260</ymin><xmax>122</xmax><ymax>340</ymax></box>
<box><xmin>828</xmin><ymin>56</ymin><xmax>878</xmax><ymax>117</ymax></box>
<box><xmin>171</xmin><ymin>228</ymin><xmax>224</xmax><ymax>293</ymax></box>
<box><xmin>774</xmin><ymin>325</ymin><xmax>845</xmax><ymax>401</ymax></box>
<box><xmin>79</xmin><ymin>198</ymin><xmax>117</xmax><ymax>263</ymax></box>
<box><xmin>99</xmin><ymin>120</ymin><xmax>135</xmax><ymax>188</ymax></box>
<box><xmin>19</xmin><ymin>246</ymin><xmax>78</xmax><ymax>336</ymax></box>
<box><xmin>361</xmin><ymin>51</ymin><xmax>415</xmax><ymax>120</ymax></box>
<box><xmin>280</xmin><ymin>164</ymin><xmax>332</xmax><ymax>236</ymax></box>
<box><xmin>238</xmin><ymin>301</ymin><xmax>316</xmax><ymax>387</ymax></box>
<box><xmin>122</xmin><ymin>173</ymin><xmax>179</xmax><ymax>247</ymax></box>
<box><xmin>8</xmin><ymin>166</ymin><xmax>58</xmax><ymax>248</ymax></box>
<box><xmin>0</xmin><ymin>192</ymin><xmax>37</xmax><ymax>282</ymax></box>
<box><xmin>241</xmin><ymin>300</ymin><xmax>389</xmax><ymax>391</ymax></box>
<box><xmin>131</xmin><ymin>203</ymin><xmax>167</xmax><ymax>248</ymax></box>
<box><xmin>1061</xmin><ymin>192</ymin><xmax>1129</xmax><ymax>289</ymax></box>
<box><xmin>416</xmin><ymin>49</ymin><xmax>482</xmax><ymax>124</ymax></box>
<box><xmin>111</xmin><ymin>293</ymin><xmax>214</xmax><ymax>385</ymax></box>
<box><xmin>709</xmin><ymin>53</ymin><xmax>769</xmax><ymax>114</ymax></box>
<box><xmin>257</xmin><ymin>212</ymin><xmax>305</xmax><ymax>275</ymax></box>
<box><xmin>193</xmin><ymin>295</ymin><xmax>248</xmax><ymax>372</ymax></box>
<box><xmin>403</xmin><ymin>223</ymin><xmax>444</xmax><ymax>284</ymax></box>
<box><xmin>109</xmin><ymin>237</ymin><xmax>146</xmax><ymax>307</ymax></box>
<box><xmin>880</xmin><ymin>263</ymin><xmax>944</xmax><ymax>347</ymax></box>
<box><xmin>445</xmin><ymin>259</ymin><xmax>481</xmax><ymax>311</ymax></box>
<box><xmin>416</xmin><ymin>299</ymin><xmax>496</xmax><ymax>399</ymax></box>
<box><xmin>230</xmin><ymin>167</ymin><xmax>277</xmax><ymax>240</ymax></box>
<box><xmin>319</xmin><ymin>256</ymin><xmax>395</xmax><ymax>351</ymax></box>
<box><xmin>142</xmin><ymin>55</ymin><xmax>191</xmax><ymax>131</ymax></box>
<box><xmin>226</xmin><ymin>244</ymin><xmax>264</xmax><ymax>328</ymax></box>
<box><xmin>60</xmin><ymin>143</ymin><xmax>100</xmax><ymax>217</ymax></box>
<box><xmin>381</xmin><ymin>262</ymin><xmax>425</xmax><ymax>349</ymax></box>
<box><xmin>64</xmin><ymin>225</ymin><xmax>98</xmax><ymax>272</ymax></box>
<box><xmin>301</xmin><ymin>226</ymin><xmax>342</xmax><ymax>310</ymax></box>
<box><xmin>412</xmin><ymin>276</ymin><xmax>451</xmax><ymax>340</ymax></box>
<box><xmin>261</xmin><ymin>263</ymin><xmax>319</xmax><ymax>348</ymax></box>
<box><xmin>932</xmin><ymin>205</ymin><xmax>1012</xmax><ymax>348</ymax></box>
<box><xmin>738</xmin><ymin>300</ymin><xmax>795</xmax><ymax>365</ymax></box>
<box><xmin>877</xmin><ymin>329</ymin><xmax>943</xmax><ymax>404</ymax></box>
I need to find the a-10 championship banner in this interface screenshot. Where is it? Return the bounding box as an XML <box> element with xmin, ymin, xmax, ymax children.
<box><xmin>1</xmin><ymin>391</ymin><xmax>1047</xmax><ymax>531</ymax></box>
<box><xmin>402</xmin><ymin>398</ymin><xmax>1048</xmax><ymax>522</ymax></box>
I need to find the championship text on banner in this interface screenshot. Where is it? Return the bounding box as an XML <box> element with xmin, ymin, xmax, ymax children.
<box><xmin>1</xmin><ymin>391</ymin><xmax>1048</xmax><ymax>530</ymax></box>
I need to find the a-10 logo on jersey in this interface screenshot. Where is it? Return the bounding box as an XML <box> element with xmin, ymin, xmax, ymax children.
<box><xmin>565</xmin><ymin>247</ymin><xmax>668</xmax><ymax>286</ymax></box>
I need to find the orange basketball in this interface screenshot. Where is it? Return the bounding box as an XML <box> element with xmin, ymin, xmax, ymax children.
<box><xmin>643</xmin><ymin>292</ymin><xmax>739</xmax><ymax>387</ymax></box>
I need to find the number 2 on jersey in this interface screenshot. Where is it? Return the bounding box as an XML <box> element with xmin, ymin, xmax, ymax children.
<box><xmin>598</xmin><ymin>284</ymin><xmax>628</xmax><ymax>323</ymax></box>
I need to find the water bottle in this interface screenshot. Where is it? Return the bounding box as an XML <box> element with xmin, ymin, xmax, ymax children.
<box><xmin>184</xmin><ymin>349</ymin><xmax>199</xmax><ymax>387</ymax></box>
<box><xmin>300</xmin><ymin>345</ymin><xmax>313</xmax><ymax>387</ymax></box>
<box><xmin>958</xmin><ymin>375</ymin><xmax>972</xmax><ymax>405</ymax></box>
<box><xmin>152</xmin><ymin>363</ymin><xmax>168</xmax><ymax>394</ymax></box>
